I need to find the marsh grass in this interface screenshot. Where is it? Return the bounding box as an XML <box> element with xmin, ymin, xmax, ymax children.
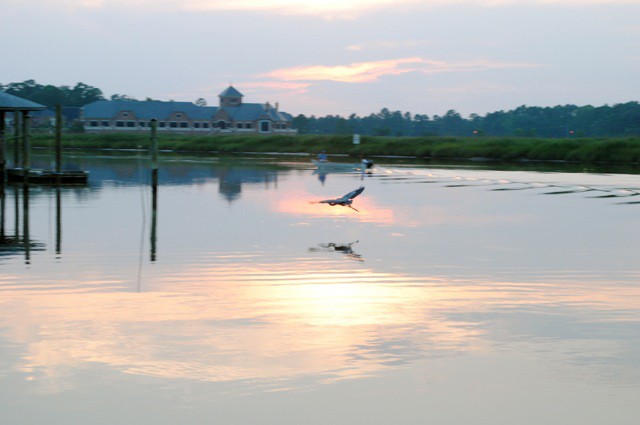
<box><xmin>30</xmin><ymin>133</ymin><xmax>640</xmax><ymax>164</ymax></box>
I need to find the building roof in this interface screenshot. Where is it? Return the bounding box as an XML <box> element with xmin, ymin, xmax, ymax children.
<box><xmin>0</xmin><ymin>91</ymin><xmax>46</xmax><ymax>111</ymax></box>
<box><xmin>221</xmin><ymin>103</ymin><xmax>267</xmax><ymax>121</ymax></box>
<box><xmin>219</xmin><ymin>86</ymin><xmax>243</xmax><ymax>98</ymax></box>
<box><xmin>83</xmin><ymin>100</ymin><xmax>218</xmax><ymax>120</ymax></box>
<box><xmin>82</xmin><ymin>96</ymin><xmax>293</xmax><ymax>124</ymax></box>
<box><xmin>220</xmin><ymin>103</ymin><xmax>294</xmax><ymax>122</ymax></box>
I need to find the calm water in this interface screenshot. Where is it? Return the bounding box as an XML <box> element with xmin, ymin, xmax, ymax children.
<box><xmin>1</xmin><ymin>153</ymin><xmax>639</xmax><ymax>424</ymax></box>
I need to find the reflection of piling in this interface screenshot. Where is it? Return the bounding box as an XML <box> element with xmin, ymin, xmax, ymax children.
<box><xmin>0</xmin><ymin>184</ymin><xmax>4</xmax><ymax>240</ymax></box>
<box><xmin>150</xmin><ymin>118</ymin><xmax>158</xmax><ymax>262</ymax></box>
<box><xmin>13</xmin><ymin>186</ymin><xmax>19</xmax><ymax>242</ymax></box>
<box><xmin>56</xmin><ymin>187</ymin><xmax>62</xmax><ymax>256</ymax></box>
<box><xmin>22</xmin><ymin>183</ymin><xmax>30</xmax><ymax>263</ymax></box>
<box><xmin>151</xmin><ymin>187</ymin><xmax>157</xmax><ymax>262</ymax></box>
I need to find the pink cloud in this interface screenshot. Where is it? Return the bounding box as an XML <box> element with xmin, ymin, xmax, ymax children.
<box><xmin>266</xmin><ymin>57</ymin><xmax>542</xmax><ymax>83</ymax></box>
<box><xmin>267</xmin><ymin>58</ymin><xmax>426</xmax><ymax>83</ymax></box>
<box><xmin>242</xmin><ymin>81</ymin><xmax>312</xmax><ymax>95</ymax></box>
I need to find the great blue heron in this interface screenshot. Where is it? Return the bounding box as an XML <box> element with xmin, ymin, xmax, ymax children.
<box><xmin>316</xmin><ymin>186</ymin><xmax>365</xmax><ymax>212</ymax></box>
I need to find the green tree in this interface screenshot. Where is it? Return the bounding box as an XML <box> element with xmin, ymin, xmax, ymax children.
<box><xmin>110</xmin><ymin>94</ymin><xmax>137</xmax><ymax>101</ymax></box>
<box><xmin>292</xmin><ymin>114</ymin><xmax>310</xmax><ymax>134</ymax></box>
<box><xmin>3</xmin><ymin>80</ymin><xmax>104</xmax><ymax>107</ymax></box>
<box><xmin>68</xmin><ymin>82</ymin><xmax>104</xmax><ymax>106</ymax></box>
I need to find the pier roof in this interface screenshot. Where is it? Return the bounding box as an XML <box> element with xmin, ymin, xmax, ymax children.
<box><xmin>0</xmin><ymin>91</ymin><xmax>46</xmax><ymax>111</ymax></box>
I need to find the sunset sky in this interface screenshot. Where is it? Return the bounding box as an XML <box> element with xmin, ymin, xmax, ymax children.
<box><xmin>1</xmin><ymin>0</ymin><xmax>638</xmax><ymax>117</ymax></box>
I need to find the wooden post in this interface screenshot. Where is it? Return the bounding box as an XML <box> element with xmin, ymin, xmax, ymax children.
<box><xmin>150</xmin><ymin>118</ymin><xmax>158</xmax><ymax>262</ymax></box>
<box><xmin>150</xmin><ymin>118</ymin><xmax>158</xmax><ymax>184</ymax></box>
<box><xmin>22</xmin><ymin>113</ymin><xmax>30</xmax><ymax>172</ymax></box>
<box><xmin>21</xmin><ymin>113</ymin><xmax>31</xmax><ymax>186</ymax></box>
<box><xmin>13</xmin><ymin>109</ymin><xmax>20</xmax><ymax>167</ymax></box>
<box><xmin>0</xmin><ymin>110</ymin><xmax>5</xmax><ymax>181</ymax></box>
<box><xmin>55</xmin><ymin>104</ymin><xmax>62</xmax><ymax>173</ymax></box>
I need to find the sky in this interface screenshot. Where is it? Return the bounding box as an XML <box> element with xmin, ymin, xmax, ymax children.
<box><xmin>1</xmin><ymin>0</ymin><xmax>639</xmax><ymax>118</ymax></box>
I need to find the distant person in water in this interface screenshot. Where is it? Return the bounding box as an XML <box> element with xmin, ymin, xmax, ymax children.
<box><xmin>317</xmin><ymin>150</ymin><xmax>328</xmax><ymax>161</ymax></box>
<box><xmin>360</xmin><ymin>156</ymin><xmax>374</xmax><ymax>172</ymax></box>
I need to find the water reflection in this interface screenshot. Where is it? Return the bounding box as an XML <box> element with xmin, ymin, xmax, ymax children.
<box><xmin>0</xmin><ymin>254</ymin><xmax>479</xmax><ymax>391</ymax></box>
<box><xmin>213</xmin><ymin>166</ymin><xmax>279</xmax><ymax>203</ymax></box>
<box><xmin>375</xmin><ymin>165</ymin><xmax>640</xmax><ymax>203</ymax></box>
<box><xmin>0</xmin><ymin>185</ymin><xmax>45</xmax><ymax>262</ymax></box>
<box><xmin>314</xmin><ymin>170</ymin><xmax>327</xmax><ymax>185</ymax></box>
<box><xmin>2</xmin><ymin>251</ymin><xmax>639</xmax><ymax>395</ymax></box>
<box><xmin>1</xmin><ymin>153</ymin><xmax>639</xmax><ymax>423</ymax></box>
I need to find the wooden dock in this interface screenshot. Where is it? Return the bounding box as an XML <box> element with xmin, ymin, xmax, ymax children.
<box><xmin>6</xmin><ymin>168</ymin><xmax>89</xmax><ymax>185</ymax></box>
<box><xmin>1</xmin><ymin>97</ymin><xmax>90</xmax><ymax>186</ymax></box>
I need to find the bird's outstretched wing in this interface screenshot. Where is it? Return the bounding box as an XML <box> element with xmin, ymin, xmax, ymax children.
<box><xmin>338</xmin><ymin>186</ymin><xmax>365</xmax><ymax>202</ymax></box>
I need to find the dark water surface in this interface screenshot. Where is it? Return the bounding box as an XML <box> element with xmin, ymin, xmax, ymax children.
<box><xmin>1</xmin><ymin>153</ymin><xmax>639</xmax><ymax>424</ymax></box>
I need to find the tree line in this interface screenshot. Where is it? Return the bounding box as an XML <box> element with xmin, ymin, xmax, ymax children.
<box><xmin>2</xmin><ymin>79</ymin><xmax>638</xmax><ymax>138</ymax></box>
<box><xmin>1</xmin><ymin>80</ymin><xmax>105</xmax><ymax>108</ymax></box>
<box><xmin>293</xmin><ymin>103</ymin><xmax>640</xmax><ymax>138</ymax></box>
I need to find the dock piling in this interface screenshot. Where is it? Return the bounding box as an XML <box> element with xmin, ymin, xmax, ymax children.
<box><xmin>150</xmin><ymin>118</ymin><xmax>158</xmax><ymax>262</ymax></box>
<box><xmin>21</xmin><ymin>114</ymin><xmax>30</xmax><ymax>172</ymax></box>
<box><xmin>150</xmin><ymin>118</ymin><xmax>158</xmax><ymax>186</ymax></box>
<box><xmin>55</xmin><ymin>105</ymin><xmax>62</xmax><ymax>173</ymax></box>
<box><xmin>0</xmin><ymin>111</ymin><xmax>5</xmax><ymax>181</ymax></box>
<box><xmin>13</xmin><ymin>109</ymin><xmax>20</xmax><ymax>167</ymax></box>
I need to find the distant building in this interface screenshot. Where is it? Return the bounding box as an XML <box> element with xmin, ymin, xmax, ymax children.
<box><xmin>81</xmin><ymin>86</ymin><xmax>296</xmax><ymax>135</ymax></box>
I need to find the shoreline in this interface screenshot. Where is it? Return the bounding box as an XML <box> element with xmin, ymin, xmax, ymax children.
<box><xmin>25</xmin><ymin>133</ymin><xmax>640</xmax><ymax>166</ymax></box>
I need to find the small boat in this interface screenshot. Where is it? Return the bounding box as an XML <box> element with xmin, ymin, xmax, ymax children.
<box><xmin>311</xmin><ymin>159</ymin><xmax>362</xmax><ymax>171</ymax></box>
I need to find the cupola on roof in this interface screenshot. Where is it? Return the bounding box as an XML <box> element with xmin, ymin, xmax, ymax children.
<box><xmin>219</xmin><ymin>86</ymin><xmax>243</xmax><ymax>98</ymax></box>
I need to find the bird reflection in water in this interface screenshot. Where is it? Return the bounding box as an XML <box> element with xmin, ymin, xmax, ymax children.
<box><xmin>309</xmin><ymin>240</ymin><xmax>363</xmax><ymax>262</ymax></box>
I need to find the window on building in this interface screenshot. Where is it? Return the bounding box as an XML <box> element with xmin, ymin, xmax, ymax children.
<box><xmin>101</xmin><ymin>121</ymin><xmax>109</xmax><ymax>127</ymax></box>
<box><xmin>159</xmin><ymin>122</ymin><xmax>166</xmax><ymax>128</ymax></box>
<box><xmin>245</xmin><ymin>123</ymin><xmax>252</xmax><ymax>129</ymax></box>
<box><xmin>116</xmin><ymin>121</ymin><xmax>125</xmax><ymax>127</ymax></box>
<box><xmin>127</xmin><ymin>121</ymin><xmax>135</xmax><ymax>127</ymax></box>
<box><xmin>139</xmin><ymin>122</ymin><xmax>146</xmax><ymax>127</ymax></box>
<box><xmin>179</xmin><ymin>122</ymin><xmax>188</xmax><ymax>128</ymax></box>
<box><xmin>260</xmin><ymin>120</ymin><xmax>271</xmax><ymax>133</ymax></box>
<box><xmin>237</xmin><ymin>123</ymin><xmax>243</xmax><ymax>129</ymax></box>
<box><xmin>89</xmin><ymin>121</ymin><xmax>98</xmax><ymax>127</ymax></box>
<box><xmin>194</xmin><ymin>122</ymin><xmax>200</xmax><ymax>128</ymax></box>
<box><xmin>169</xmin><ymin>122</ymin><xmax>177</xmax><ymax>128</ymax></box>
<box><xmin>123</xmin><ymin>112</ymin><xmax>128</xmax><ymax>117</ymax></box>
<box><xmin>176</xmin><ymin>114</ymin><xmax>182</xmax><ymax>118</ymax></box>
<box><xmin>203</xmin><ymin>123</ymin><xmax>209</xmax><ymax>128</ymax></box>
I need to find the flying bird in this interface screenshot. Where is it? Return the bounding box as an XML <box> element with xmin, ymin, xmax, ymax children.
<box><xmin>316</xmin><ymin>186</ymin><xmax>365</xmax><ymax>212</ymax></box>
